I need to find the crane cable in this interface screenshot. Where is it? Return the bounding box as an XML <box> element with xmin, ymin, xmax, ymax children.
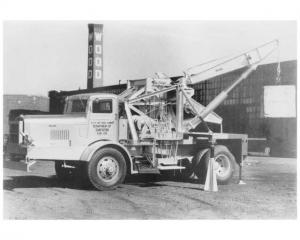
<box><xmin>275</xmin><ymin>44</ymin><xmax>281</xmax><ymax>84</ymax></box>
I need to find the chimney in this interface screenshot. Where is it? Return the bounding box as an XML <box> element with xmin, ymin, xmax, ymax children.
<box><xmin>87</xmin><ymin>24</ymin><xmax>103</xmax><ymax>89</ymax></box>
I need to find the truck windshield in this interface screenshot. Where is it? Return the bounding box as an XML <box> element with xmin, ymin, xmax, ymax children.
<box><xmin>65</xmin><ymin>99</ymin><xmax>88</xmax><ymax>114</ymax></box>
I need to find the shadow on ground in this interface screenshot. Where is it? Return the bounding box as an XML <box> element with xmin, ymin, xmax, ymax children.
<box><xmin>124</xmin><ymin>174</ymin><xmax>204</xmax><ymax>190</ymax></box>
<box><xmin>3</xmin><ymin>173</ymin><xmax>203</xmax><ymax>191</ymax></box>
<box><xmin>3</xmin><ymin>175</ymin><xmax>93</xmax><ymax>191</ymax></box>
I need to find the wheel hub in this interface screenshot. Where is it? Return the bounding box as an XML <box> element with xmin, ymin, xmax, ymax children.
<box><xmin>215</xmin><ymin>154</ymin><xmax>230</xmax><ymax>177</ymax></box>
<box><xmin>97</xmin><ymin>157</ymin><xmax>119</xmax><ymax>181</ymax></box>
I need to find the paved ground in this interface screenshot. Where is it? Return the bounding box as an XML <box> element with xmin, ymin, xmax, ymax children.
<box><xmin>3</xmin><ymin>157</ymin><xmax>297</xmax><ymax>219</ymax></box>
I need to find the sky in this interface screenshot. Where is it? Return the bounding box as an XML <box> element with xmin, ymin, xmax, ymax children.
<box><xmin>3</xmin><ymin>21</ymin><xmax>297</xmax><ymax>96</ymax></box>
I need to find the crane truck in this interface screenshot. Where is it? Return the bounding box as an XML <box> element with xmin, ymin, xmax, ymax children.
<box><xmin>17</xmin><ymin>40</ymin><xmax>279</xmax><ymax>190</ymax></box>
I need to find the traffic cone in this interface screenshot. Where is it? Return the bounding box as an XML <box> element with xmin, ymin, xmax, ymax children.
<box><xmin>204</xmin><ymin>157</ymin><xmax>218</xmax><ymax>192</ymax></box>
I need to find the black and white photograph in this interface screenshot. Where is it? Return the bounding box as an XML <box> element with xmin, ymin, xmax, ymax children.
<box><xmin>2</xmin><ymin>20</ymin><xmax>297</xmax><ymax>220</ymax></box>
<box><xmin>1</xmin><ymin>1</ymin><xmax>299</xmax><ymax>239</ymax></box>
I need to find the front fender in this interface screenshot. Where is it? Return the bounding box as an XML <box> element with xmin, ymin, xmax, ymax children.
<box><xmin>80</xmin><ymin>140</ymin><xmax>137</xmax><ymax>174</ymax></box>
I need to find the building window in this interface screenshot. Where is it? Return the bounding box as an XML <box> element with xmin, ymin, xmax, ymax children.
<box><xmin>88</xmin><ymin>70</ymin><xmax>93</xmax><ymax>78</ymax></box>
<box><xmin>95</xmin><ymin>57</ymin><xmax>102</xmax><ymax>67</ymax></box>
<box><xmin>95</xmin><ymin>45</ymin><xmax>102</xmax><ymax>54</ymax></box>
<box><xmin>95</xmin><ymin>70</ymin><xmax>102</xmax><ymax>79</ymax></box>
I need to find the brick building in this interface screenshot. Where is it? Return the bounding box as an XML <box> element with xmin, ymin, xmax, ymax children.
<box><xmin>3</xmin><ymin>95</ymin><xmax>49</xmax><ymax>135</ymax></box>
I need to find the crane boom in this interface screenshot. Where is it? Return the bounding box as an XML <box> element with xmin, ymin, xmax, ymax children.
<box><xmin>120</xmin><ymin>39</ymin><xmax>280</xmax><ymax>139</ymax></box>
<box><xmin>185</xmin><ymin>39</ymin><xmax>279</xmax><ymax>85</ymax></box>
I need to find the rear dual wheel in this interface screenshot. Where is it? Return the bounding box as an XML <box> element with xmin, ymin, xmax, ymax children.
<box><xmin>193</xmin><ymin>145</ymin><xmax>237</xmax><ymax>184</ymax></box>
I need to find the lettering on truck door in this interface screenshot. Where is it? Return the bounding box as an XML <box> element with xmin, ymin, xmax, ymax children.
<box><xmin>89</xmin><ymin>97</ymin><xmax>118</xmax><ymax>141</ymax></box>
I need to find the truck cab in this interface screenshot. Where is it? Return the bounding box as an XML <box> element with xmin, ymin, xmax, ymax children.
<box><xmin>20</xmin><ymin>93</ymin><xmax>121</xmax><ymax>161</ymax></box>
<box><xmin>65</xmin><ymin>93</ymin><xmax>119</xmax><ymax>142</ymax></box>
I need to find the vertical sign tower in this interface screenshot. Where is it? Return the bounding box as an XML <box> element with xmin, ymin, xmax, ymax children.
<box><xmin>87</xmin><ymin>24</ymin><xmax>103</xmax><ymax>89</ymax></box>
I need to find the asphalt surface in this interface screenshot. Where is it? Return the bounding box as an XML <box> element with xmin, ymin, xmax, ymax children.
<box><xmin>3</xmin><ymin>156</ymin><xmax>297</xmax><ymax>219</ymax></box>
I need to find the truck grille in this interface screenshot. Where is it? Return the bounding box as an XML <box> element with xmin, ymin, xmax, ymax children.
<box><xmin>50</xmin><ymin>129</ymin><xmax>70</xmax><ymax>140</ymax></box>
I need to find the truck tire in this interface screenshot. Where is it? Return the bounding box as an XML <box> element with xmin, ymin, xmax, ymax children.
<box><xmin>87</xmin><ymin>147</ymin><xmax>127</xmax><ymax>190</ymax></box>
<box><xmin>193</xmin><ymin>145</ymin><xmax>236</xmax><ymax>185</ymax></box>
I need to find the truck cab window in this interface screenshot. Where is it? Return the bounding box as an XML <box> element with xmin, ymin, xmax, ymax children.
<box><xmin>93</xmin><ymin>99</ymin><xmax>112</xmax><ymax>113</ymax></box>
<box><xmin>65</xmin><ymin>99</ymin><xmax>87</xmax><ymax>113</ymax></box>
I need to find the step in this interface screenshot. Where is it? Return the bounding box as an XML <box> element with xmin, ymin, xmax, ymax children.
<box><xmin>156</xmin><ymin>156</ymin><xmax>193</xmax><ymax>165</ymax></box>
<box><xmin>157</xmin><ymin>157</ymin><xmax>177</xmax><ymax>165</ymax></box>
<box><xmin>157</xmin><ymin>166</ymin><xmax>186</xmax><ymax>170</ymax></box>
<box><xmin>137</xmin><ymin>168</ymin><xmax>160</xmax><ymax>174</ymax></box>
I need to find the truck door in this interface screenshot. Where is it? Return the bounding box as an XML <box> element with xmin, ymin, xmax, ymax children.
<box><xmin>89</xmin><ymin>97</ymin><xmax>118</xmax><ymax>141</ymax></box>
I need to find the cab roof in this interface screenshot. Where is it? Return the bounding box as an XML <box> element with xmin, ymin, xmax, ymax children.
<box><xmin>66</xmin><ymin>93</ymin><xmax>118</xmax><ymax>100</ymax></box>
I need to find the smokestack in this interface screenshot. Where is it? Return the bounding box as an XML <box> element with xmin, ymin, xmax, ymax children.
<box><xmin>87</xmin><ymin>24</ymin><xmax>103</xmax><ymax>89</ymax></box>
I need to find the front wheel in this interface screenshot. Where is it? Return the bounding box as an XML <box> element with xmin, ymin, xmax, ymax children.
<box><xmin>87</xmin><ymin>148</ymin><xmax>127</xmax><ymax>190</ymax></box>
<box><xmin>193</xmin><ymin>145</ymin><xmax>237</xmax><ymax>185</ymax></box>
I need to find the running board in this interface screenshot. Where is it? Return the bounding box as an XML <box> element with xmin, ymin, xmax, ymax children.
<box><xmin>158</xmin><ymin>166</ymin><xmax>186</xmax><ymax>170</ymax></box>
<box><xmin>157</xmin><ymin>156</ymin><xmax>193</xmax><ymax>165</ymax></box>
<box><xmin>137</xmin><ymin>168</ymin><xmax>160</xmax><ymax>174</ymax></box>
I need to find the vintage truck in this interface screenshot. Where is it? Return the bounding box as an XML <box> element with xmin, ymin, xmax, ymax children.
<box><xmin>16</xmin><ymin>40</ymin><xmax>278</xmax><ymax>190</ymax></box>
